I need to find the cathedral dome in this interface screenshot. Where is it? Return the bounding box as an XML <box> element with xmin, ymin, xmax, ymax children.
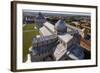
<box><xmin>55</xmin><ymin>19</ymin><xmax>67</xmax><ymax>34</ymax></box>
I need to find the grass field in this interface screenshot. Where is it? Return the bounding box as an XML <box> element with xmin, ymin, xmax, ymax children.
<box><xmin>23</xmin><ymin>24</ymin><xmax>39</xmax><ymax>62</ymax></box>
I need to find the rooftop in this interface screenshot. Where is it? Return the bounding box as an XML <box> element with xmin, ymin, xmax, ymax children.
<box><xmin>58</xmin><ymin>34</ymin><xmax>73</xmax><ymax>43</ymax></box>
<box><xmin>54</xmin><ymin>43</ymin><xmax>67</xmax><ymax>60</ymax></box>
<box><xmin>44</xmin><ymin>22</ymin><xmax>55</xmax><ymax>33</ymax></box>
<box><xmin>66</xmin><ymin>23</ymin><xmax>82</xmax><ymax>32</ymax></box>
<box><xmin>40</xmin><ymin>26</ymin><xmax>52</xmax><ymax>36</ymax></box>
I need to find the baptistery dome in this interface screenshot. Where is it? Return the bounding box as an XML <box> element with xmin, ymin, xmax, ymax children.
<box><xmin>35</xmin><ymin>12</ymin><xmax>46</xmax><ymax>27</ymax></box>
<box><xmin>36</xmin><ymin>12</ymin><xmax>45</xmax><ymax>19</ymax></box>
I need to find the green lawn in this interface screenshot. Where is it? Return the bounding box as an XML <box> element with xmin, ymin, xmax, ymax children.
<box><xmin>23</xmin><ymin>24</ymin><xmax>39</xmax><ymax>62</ymax></box>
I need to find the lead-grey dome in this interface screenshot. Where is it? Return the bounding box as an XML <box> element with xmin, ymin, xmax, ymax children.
<box><xmin>35</xmin><ymin>12</ymin><xmax>46</xmax><ymax>27</ymax></box>
<box><xmin>55</xmin><ymin>19</ymin><xmax>67</xmax><ymax>34</ymax></box>
<box><xmin>36</xmin><ymin>12</ymin><xmax>45</xmax><ymax>19</ymax></box>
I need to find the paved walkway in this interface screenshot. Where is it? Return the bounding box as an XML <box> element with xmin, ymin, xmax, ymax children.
<box><xmin>23</xmin><ymin>24</ymin><xmax>26</xmax><ymax>27</ymax></box>
<box><xmin>26</xmin><ymin>46</ymin><xmax>32</xmax><ymax>63</ymax></box>
<box><xmin>23</xmin><ymin>30</ymin><xmax>34</xmax><ymax>32</ymax></box>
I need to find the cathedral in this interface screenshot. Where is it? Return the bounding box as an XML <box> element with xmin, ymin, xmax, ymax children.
<box><xmin>29</xmin><ymin>12</ymin><xmax>85</xmax><ymax>62</ymax></box>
